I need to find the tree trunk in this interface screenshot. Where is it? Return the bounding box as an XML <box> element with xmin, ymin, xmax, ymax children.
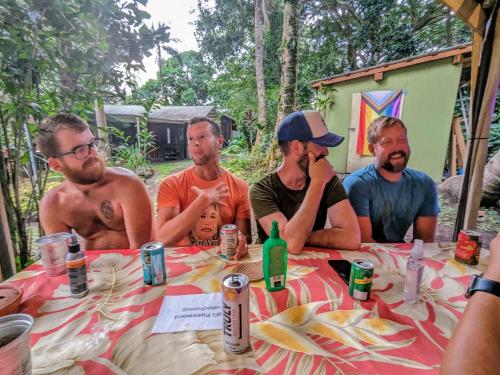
<box><xmin>94</xmin><ymin>97</ymin><xmax>110</xmax><ymax>159</ymax></box>
<box><xmin>275</xmin><ymin>0</ymin><xmax>300</xmax><ymax>127</ymax></box>
<box><xmin>481</xmin><ymin>149</ymin><xmax>500</xmax><ymax>207</ymax></box>
<box><xmin>255</xmin><ymin>0</ymin><xmax>267</xmax><ymax>131</ymax></box>
<box><xmin>267</xmin><ymin>0</ymin><xmax>300</xmax><ymax>168</ymax></box>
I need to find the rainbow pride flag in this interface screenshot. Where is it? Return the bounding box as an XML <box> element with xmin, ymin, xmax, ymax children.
<box><xmin>356</xmin><ymin>90</ymin><xmax>404</xmax><ymax>155</ymax></box>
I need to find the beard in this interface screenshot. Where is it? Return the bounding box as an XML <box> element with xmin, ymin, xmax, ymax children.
<box><xmin>298</xmin><ymin>152</ymin><xmax>309</xmax><ymax>174</ymax></box>
<box><xmin>63</xmin><ymin>157</ymin><xmax>106</xmax><ymax>185</ymax></box>
<box><xmin>192</xmin><ymin>153</ymin><xmax>211</xmax><ymax>166</ymax></box>
<box><xmin>381</xmin><ymin>150</ymin><xmax>409</xmax><ymax>173</ymax></box>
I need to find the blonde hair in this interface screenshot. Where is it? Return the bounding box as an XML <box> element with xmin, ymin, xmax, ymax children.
<box><xmin>367</xmin><ymin>116</ymin><xmax>407</xmax><ymax>144</ymax></box>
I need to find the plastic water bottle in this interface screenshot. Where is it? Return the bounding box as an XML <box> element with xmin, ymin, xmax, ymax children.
<box><xmin>404</xmin><ymin>239</ymin><xmax>424</xmax><ymax>304</ymax></box>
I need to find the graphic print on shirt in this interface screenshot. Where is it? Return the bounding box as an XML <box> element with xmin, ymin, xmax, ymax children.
<box><xmin>189</xmin><ymin>204</ymin><xmax>221</xmax><ymax>246</ymax></box>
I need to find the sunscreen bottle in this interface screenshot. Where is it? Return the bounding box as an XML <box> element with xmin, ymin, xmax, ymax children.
<box><xmin>263</xmin><ymin>221</ymin><xmax>288</xmax><ymax>291</ymax></box>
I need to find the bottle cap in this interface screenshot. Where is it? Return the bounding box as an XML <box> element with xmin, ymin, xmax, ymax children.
<box><xmin>68</xmin><ymin>234</ymin><xmax>80</xmax><ymax>253</ymax></box>
<box><xmin>412</xmin><ymin>239</ymin><xmax>424</xmax><ymax>260</ymax></box>
<box><xmin>270</xmin><ymin>220</ymin><xmax>279</xmax><ymax>239</ymax></box>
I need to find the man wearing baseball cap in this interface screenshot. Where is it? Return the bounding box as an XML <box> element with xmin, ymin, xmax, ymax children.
<box><xmin>249</xmin><ymin>110</ymin><xmax>360</xmax><ymax>254</ymax></box>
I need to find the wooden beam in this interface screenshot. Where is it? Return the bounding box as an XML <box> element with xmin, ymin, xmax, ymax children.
<box><xmin>453</xmin><ymin>117</ymin><xmax>467</xmax><ymax>162</ymax></box>
<box><xmin>451</xmin><ymin>132</ymin><xmax>457</xmax><ymax>176</ymax></box>
<box><xmin>453</xmin><ymin>54</ymin><xmax>463</xmax><ymax>64</ymax></box>
<box><xmin>439</xmin><ymin>0</ymin><xmax>486</xmax><ymax>35</ymax></box>
<box><xmin>463</xmin><ymin>14</ymin><xmax>500</xmax><ymax>229</ymax></box>
<box><xmin>374</xmin><ymin>72</ymin><xmax>384</xmax><ymax>81</ymax></box>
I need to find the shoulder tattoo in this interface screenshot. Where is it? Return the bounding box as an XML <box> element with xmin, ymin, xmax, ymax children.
<box><xmin>101</xmin><ymin>200</ymin><xmax>114</xmax><ymax>219</ymax></box>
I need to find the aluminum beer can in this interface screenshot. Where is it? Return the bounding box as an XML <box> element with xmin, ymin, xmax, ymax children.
<box><xmin>348</xmin><ymin>259</ymin><xmax>374</xmax><ymax>301</ymax></box>
<box><xmin>222</xmin><ymin>273</ymin><xmax>250</xmax><ymax>353</ymax></box>
<box><xmin>141</xmin><ymin>242</ymin><xmax>166</xmax><ymax>286</ymax></box>
<box><xmin>220</xmin><ymin>224</ymin><xmax>238</xmax><ymax>260</ymax></box>
<box><xmin>455</xmin><ymin>230</ymin><xmax>482</xmax><ymax>265</ymax></box>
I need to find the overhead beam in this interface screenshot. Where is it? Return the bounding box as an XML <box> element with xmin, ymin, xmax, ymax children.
<box><xmin>439</xmin><ymin>0</ymin><xmax>486</xmax><ymax>35</ymax></box>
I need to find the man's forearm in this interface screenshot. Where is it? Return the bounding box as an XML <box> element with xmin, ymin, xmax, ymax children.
<box><xmin>441</xmin><ymin>292</ymin><xmax>500</xmax><ymax>375</ymax></box>
<box><xmin>307</xmin><ymin>227</ymin><xmax>360</xmax><ymax>250</ymax></box>
<box><xmin>157</xmin><ymin>195</ymin><xmax>211</xmax><ymax>245</ymax></box>
<box><xmin>281</xmin><ymin>180</ymin><xmax>325</xmax><ymax>253</ymax></box>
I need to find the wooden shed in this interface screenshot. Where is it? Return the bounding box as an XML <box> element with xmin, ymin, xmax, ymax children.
<box><xmin>102</xmin><ymin>105</ymin><xmax>234</xmax><ymax>162</ymax></box>
<box><xmin>311</xmin><ymin>44</ymin><xmax>472</xmax><ymax>182</ymax></box>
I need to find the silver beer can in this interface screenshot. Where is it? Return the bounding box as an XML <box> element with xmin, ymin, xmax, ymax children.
<box><xmin>222</xmin><ymin>273</ymin><xmax>250</xmax><ymax>353</ymax></box>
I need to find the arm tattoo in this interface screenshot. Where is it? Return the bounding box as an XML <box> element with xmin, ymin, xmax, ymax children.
<box><xmin>101</xmin><ymin>200</ymin><xmax>114</xmax><ymax>219</ymax></box>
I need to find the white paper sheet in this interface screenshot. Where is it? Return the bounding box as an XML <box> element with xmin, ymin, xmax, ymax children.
<box><xmin>152</xmin><ymin>293</ymin><xmax>223</xmax><ymax>333</ymax></box>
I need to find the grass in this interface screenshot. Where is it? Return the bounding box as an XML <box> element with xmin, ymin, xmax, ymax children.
<box><xmin>153</xmin><ymin>160</ymin><xmax>192</xmax><ymax>176</ymax></box>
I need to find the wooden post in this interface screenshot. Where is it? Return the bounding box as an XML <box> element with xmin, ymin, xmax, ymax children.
<box><xmin>464</xmin><ymin>18</ymin><xmax>500</xmax><ymax>229</ymax></box>
<box><xmin>0</xmin><ymin>187</ymin><xmax>16</xmax><ymax>280</ymax></box>
<box><xmin>453</xmin><ymin>117</ymin><xmax>467</xmax><ymax>164</ymax></box>
<box><xmin>451</xmin><ymin>131</ymin><xmax>457</xmax><ymax>176</ymax></box>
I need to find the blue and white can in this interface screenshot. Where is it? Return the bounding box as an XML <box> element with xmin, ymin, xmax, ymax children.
<box><xmin>141</xmin><ymin>242</ymin><xmax>166</xmax><ymax>286</ymax></box>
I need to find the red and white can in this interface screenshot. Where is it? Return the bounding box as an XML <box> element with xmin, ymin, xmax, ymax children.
<box><xmin>222</xmin><ymin>273</ymin><xmax>249</xmax><ymax>353</ymax></box>
<box><xmin>220</xmin><ymin>224</ymin><xmax>238</xmax><ymax>260</ymax></box>
<box><xmin>455</xmin><ymin>230</ymin><xmax>482</xmax><ymax>265</ymax></box>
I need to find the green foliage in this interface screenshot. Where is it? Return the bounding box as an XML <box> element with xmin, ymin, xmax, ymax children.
<box><xmin>220</xmin><ymin>139</ymin><xmax>269</xmax><ymax>184</ymax></box>
<box><xmin>129</xmin><ymin>51</ymin><xmax>214</xmax><ymax>105</ymax></box>
<box><xmin>0</xmin><ymin>1</ymin><xmax>169</xmax><ymax>266</ymax></box>
<box><xmin>108</xmin><ymin>99</ymin><xmax>157</xmax><ymax>177</ymax></box>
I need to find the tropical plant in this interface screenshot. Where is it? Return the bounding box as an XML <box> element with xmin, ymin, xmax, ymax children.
<box><xmin>0</xmin><ymin>0</ymin><xmax>171</xmax><ymax>269</ymax></box>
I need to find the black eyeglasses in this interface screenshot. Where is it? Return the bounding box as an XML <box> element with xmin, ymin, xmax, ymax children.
<box><xmin>54</xmin><ymin>138</ymin><xmax>105</xmax><ymax>160</ymax></box>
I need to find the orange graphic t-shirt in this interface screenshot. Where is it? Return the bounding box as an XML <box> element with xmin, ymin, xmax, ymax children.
<box><xmin>157</xmin><ymin>167</ymin><xmax>251</xmax><ymax>246</ymax></box>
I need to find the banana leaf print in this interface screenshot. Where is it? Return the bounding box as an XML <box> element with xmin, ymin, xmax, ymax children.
<box><xmin>251</xmin><ymin>300</ymin><xmax>427</xmax><ymax>373</ymax></box>
<box><xmin>30</xmin><ymin>253</ymin><xmax>165</xmax><ymax>374</ymax></box>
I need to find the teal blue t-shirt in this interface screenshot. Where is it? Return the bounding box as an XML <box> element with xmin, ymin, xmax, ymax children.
<box><xmin>343</xmin><ymin>164</ymin><xmax>440</xmax><ymax>243</ymax></box>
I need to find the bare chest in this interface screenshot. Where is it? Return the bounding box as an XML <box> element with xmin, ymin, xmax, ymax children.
<box><xmin>58</xmin><ymin>191</ymin><xmax>125</xmax><ymax>236</ymax></box>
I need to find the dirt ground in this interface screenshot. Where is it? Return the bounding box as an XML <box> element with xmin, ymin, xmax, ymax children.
<box><xmin>146</xmin><ymin>163</ymin><xmax>500</xmax><ymax>248</ymax></box>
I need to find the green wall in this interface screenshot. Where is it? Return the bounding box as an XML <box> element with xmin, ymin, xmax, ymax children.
<box><xmin>321</xmin><ymin>58</ymin><xmax>463</xmax><ymax>181</ymax></box>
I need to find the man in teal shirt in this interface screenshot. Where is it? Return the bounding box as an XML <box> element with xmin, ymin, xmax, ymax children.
<box><xmin>343</xmin><ymin>116</ymin><xmax>439</xmax><ymax>243</ymax></box>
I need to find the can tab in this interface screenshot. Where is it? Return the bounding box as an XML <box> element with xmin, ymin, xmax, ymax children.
<box><xmin>230</xmin><ymin>275</ymin><xmax>241</xmax><ymax>287</ymax></box>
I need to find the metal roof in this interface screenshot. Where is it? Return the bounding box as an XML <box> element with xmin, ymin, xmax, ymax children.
<box><xmin>312</xmin><ymin>43</ymin><xmax>472</xmax><ymax>88</ymax></box>
<box><xmin>103</xmin><ymin>105</ymin><xmax>216</xmax><ymax>123</ymax></box>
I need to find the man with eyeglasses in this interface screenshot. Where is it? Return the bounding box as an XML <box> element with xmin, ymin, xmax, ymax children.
<box><xmin>343</xmin><ymin>116</ymin><xmax>439</xmax><ymax>243</ymax></box>
<box><xmin>38</xmin><ymin>113</ymin><xmax>153</xmax><ymax>250</ymax></box>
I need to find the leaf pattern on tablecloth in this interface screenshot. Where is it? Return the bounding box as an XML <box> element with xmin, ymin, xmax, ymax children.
<box><xmin>110</xmin><ymin>317</ymin><xmax>216</xmax><ymax>375</ymax></box>
<box><xmin>30</xmin><ymin>253</ymin><xmax>165</xmax><ymax>374</ymax></box>
<box><xmin>167</xmin><ymin>250</ymin><xmax>317</xmax><ymax>293</ymax></box>
<box><xmin>251</xmin><ymin>300</ymin><xmax>421</xmax><ymax>373</ymax></box>
<box><xmin>374</xmin><ymin>251</ymin><xmax>467</xmax><ymax>345</ymax></box>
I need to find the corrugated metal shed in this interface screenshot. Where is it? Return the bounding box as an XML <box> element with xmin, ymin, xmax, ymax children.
<box><xmin>104</xmin><ymin>105</ymin><xmax>216</xmax><ymax>123</ymax></box>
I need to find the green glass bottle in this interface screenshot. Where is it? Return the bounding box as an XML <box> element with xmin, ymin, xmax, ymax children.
<box><xmin>263</xmin><ymin>221</ymin><xmax>288</xmax><ymax>291</ymax></box>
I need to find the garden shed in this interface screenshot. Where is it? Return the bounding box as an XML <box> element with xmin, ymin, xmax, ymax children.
<box><xmin>102</xmin><ymin>105</ymin><xmax>234</xmax><ymax>162</ymax></box>
<box><xmin>311</xmin><ymin>44</ymin><xmax>472</xmax><ymax>182</ymax></box>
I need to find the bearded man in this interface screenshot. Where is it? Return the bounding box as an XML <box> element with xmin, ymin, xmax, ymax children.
<box><xmin>39</xmin><ymin>113</ymin><xmax>153</xmax><ymax>249</ymax></box>
<box><xmin>249</xmin><ymin>110</ymin><xmax>360</xmax><ymax>254</ymax></box>
<box><xmin>155</xmin><ymin>117</ymin><xmax>251</xmax><ymax>259</ymax></box>
<box><xmin>343</xmin><ymin>116</ymin><xmax>439</xmax><ymax>243</ymax></box>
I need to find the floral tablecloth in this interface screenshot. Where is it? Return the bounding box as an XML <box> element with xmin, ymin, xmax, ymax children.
<box><xmin>5</xmin><ymin>243</ymin><xmax>489</xmax><ymax>374</ymax></box>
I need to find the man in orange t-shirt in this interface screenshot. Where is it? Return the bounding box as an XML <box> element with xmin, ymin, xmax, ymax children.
<box><xmin>156</xmin><ymin>116</ymin><xmax>251</xmax><ymax>258</ymax></box>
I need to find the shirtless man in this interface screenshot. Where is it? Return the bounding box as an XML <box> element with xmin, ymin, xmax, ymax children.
<box><xmin>38</xmin><ymin>113</ymin><xmax>153</xmax><ymax>249</ymax></box>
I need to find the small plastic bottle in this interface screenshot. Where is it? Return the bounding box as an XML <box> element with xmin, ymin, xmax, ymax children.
<box><xmin>263</xmin><ymin>221</ymin><xmax>288</xmax><ymax>292</ymax></box>
<box><xmin>404</xmin><ymin>239</ymin><xmax>424</xmax><ymax>304</ymax></box>
<box><xmin>66</xmin><ymin>235</ymin><xmax>88</xmax><ymax>298</ymax></box>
